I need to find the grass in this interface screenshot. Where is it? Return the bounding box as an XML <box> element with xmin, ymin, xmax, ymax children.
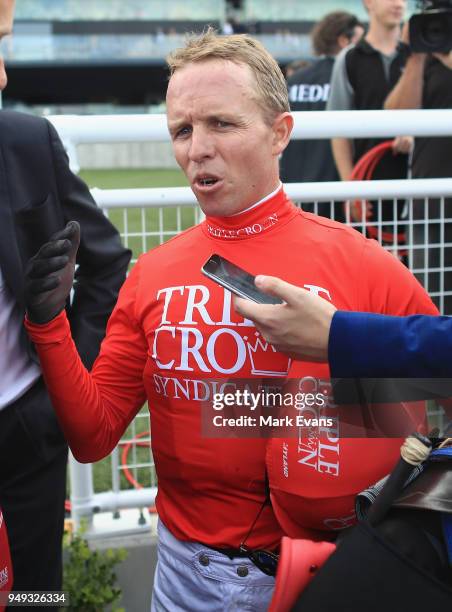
<box><xmin>80</xmin><ymin>168</ymin><xmax>199</xmax><ymax>261</ymax></box>
<box><xmin>79</xmin><ymin>167</ymin><xmax>188</xmax><ymax>189</ymax></box>
<box><xmin>73</xmin><ymin>168</ymin><xmax>193</xmax><ymax>494</ymax></box>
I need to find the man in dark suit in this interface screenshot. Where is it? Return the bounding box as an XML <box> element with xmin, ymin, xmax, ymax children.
<box><xmin>0</xmin><ymin>0</ymin><xmax>131</xmax><ymax>597</ymax></box>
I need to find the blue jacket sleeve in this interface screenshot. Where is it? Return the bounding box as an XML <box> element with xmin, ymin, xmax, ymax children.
<box><xmin>329</xmin><ymin>311</ymin><xmax>452</xmax><ymax>378</ymax></box>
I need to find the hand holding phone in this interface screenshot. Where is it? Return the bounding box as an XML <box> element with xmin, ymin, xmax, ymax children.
<box><xmin>201</xmin><ymin>254</ymin><xmax>283</xmax><ymax>305</ymax></box>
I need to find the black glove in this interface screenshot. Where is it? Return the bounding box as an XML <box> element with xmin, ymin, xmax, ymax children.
<box><xmin>25</xmin><ymin>221</ymin><xmax>80</xmax><ymax>324</ymax></box>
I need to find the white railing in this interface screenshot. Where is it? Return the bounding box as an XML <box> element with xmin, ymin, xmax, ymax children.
<box><xmin>63</xmin><ymin>110</ymin><xmax>452</xmax><ymax>537</ymax></box>
<box><xmin>49</xmin><ymin>109</ymin><xmax>452</xmax><ymax>144</ymax></box>
<box><xmin>91</xmin><ymin>178</ymin><xmax>452</xmax><ymax>210</ymax></box>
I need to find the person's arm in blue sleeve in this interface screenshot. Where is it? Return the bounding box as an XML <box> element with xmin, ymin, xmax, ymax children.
<box><xmin>329</xmin><ymin>311</ymin><xmax>452</xmax><ymax>378</ymax></box>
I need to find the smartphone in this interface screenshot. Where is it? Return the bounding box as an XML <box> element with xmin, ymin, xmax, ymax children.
<box><xmin>201</xmin><ymin>254</ymin><xmax>283</xmax><ymax>305</ymax></box>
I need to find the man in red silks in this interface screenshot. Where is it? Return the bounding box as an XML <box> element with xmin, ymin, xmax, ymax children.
<box><xmin>23</xmin><ymin>29</ymin><xmax>438</xmax><ymax>610</ymax></box>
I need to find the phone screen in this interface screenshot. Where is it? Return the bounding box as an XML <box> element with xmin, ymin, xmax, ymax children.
<box><xmin>201</xmin><ymin>254</ymin><xmax>283</xmax><ymax>305</ymax></box>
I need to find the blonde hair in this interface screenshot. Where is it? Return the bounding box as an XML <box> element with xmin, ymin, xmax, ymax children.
<box><xmin>167</xmin><ymin>28</ymin><xmax>289</xmax><ymax>124</ymax></box>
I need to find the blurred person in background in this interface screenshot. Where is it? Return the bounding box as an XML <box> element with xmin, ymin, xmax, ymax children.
<box><xmin>21</xmin><ymin>28</ymin><xmax>439</xmax><ymax>610</ymax></box>
<box><xmin>284</xmin><ymin>58</ymin><xmax>311</xmax><ymax>80</ymax></box>
<box><xmin>327</xmin><ymin>0</ymin><xmax>412</xmax><ymax>243</ymax></box>
<box><xmin>385</xmin><ymin>24</ymin><xmax>452</xmax><ymax>314</ymax></box>
<box><xmin>328</xmin><ymin>0</ymin><xmax>412</xmax><ymax>181</ymax></box>
<box><xmin>0</xmin><ymin>0</ymin><xmax>130</xmax><ymax>603</ymax></box>
<box><xmin>280</xmin><ymin>11</ymin><xmax>364</xmax><ymax>221</ymax></box>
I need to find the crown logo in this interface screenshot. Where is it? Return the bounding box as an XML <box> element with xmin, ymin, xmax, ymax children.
<box><xmin>245</xmin><ymin>332</ymin><xmax>291</xmax><ymax>377</ymax></box>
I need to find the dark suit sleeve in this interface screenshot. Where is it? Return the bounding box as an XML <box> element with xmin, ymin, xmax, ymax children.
<box><xmin>47</xmin><ymin>120</ymin><xmax>131</xmax><ymax>368</ymax></box>
<box><xmin>329</xmin><ymin>311</ymin><xmax>452</xmax><ymax>378</ymax></box>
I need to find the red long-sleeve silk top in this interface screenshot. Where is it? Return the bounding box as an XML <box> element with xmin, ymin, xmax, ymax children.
<box><xmin>26</xmin><ymin>187</ymin><xmax>437</xmax><ymax>548</ymax></box>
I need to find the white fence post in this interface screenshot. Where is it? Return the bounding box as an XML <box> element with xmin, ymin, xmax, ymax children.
<box><xmin>69</xmin><ymin>454</ymin><xmax>95</xmax><ymax>531</ymax></box>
